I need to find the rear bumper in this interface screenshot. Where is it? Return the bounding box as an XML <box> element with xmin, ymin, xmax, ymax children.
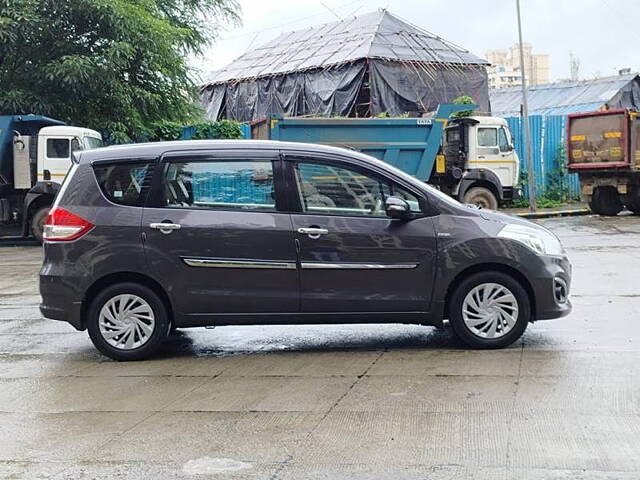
<box><xmin>39</xmin><ymin>274</ymin><xmax>84</xmax><ymax>330</ymax></box>
<box><xmin>39</xmin><ymin>302</ymin><xmax>83</xmax><ymax>330</ymax></box>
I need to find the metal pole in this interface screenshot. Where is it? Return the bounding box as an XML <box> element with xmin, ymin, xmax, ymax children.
<box><xmin>516</xmin><ymin>0</ymin><xmax>537</xmax><ymax>212</ymax></box>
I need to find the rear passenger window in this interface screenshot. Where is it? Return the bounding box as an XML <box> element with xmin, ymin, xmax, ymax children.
<box><xmin>163</xmin><ymin>161</ymin><xmax>275</xmax><ymax>211</ymax></box>
<box><xmin>94</xmin><ymin>162</ymin><xmax>152</xmax><ymax>206</ymax></box>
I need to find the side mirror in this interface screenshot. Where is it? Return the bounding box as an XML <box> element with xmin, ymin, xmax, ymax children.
<box><xmin>385</xmin><ymin>196</ymin><xmax>410</xmax><ymax>220</ymax></box>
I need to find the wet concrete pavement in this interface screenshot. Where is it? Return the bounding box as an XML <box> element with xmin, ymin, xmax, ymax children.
<box><xmin>1</xmin><ymin>214</ymin><xmax>640</xmax><ymax>479</ymax></box>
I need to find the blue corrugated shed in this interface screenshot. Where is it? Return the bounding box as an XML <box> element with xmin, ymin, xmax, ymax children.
<box><xmin>506</xmin><ymin>114</ymin><xmax>580</xmax><ymax>198</ymax></box>
<box><xmin>491</xmin><ymin>73</ymin><xmax>640</xmax><ymax>117</ymax></box>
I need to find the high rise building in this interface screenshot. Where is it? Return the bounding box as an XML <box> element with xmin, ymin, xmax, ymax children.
<box><xmin>486</xmin><ymin>43</ymin><xmax>549</xmax><ymax>89</ymax></box>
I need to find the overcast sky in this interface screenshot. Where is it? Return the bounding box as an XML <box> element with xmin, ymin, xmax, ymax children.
<box><xmin>198</xmin><ymin>0</ymin><xmax>640</xmax><ymax>83</ymax></box>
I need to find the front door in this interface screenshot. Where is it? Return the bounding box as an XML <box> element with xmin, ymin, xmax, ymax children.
<box><xmin>39</xmin><ymin>136</ymin><xmax>75</xmax><ymax>183</ymax></box>
<box><xmin>285</xmin><ymin>155</ymin><xmax>438</xmax><ymax>313</ymax></box>
<box><xmin>142</xmin><ymin>150</ymin><xmax>298</xmax><ymax>323</ymax></box>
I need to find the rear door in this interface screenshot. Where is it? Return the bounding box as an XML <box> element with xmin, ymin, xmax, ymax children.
<box><xmin>141</xmin><ymin>149</ymin><xmax>298</xmax><ymax>323</ymax></box>
<box><xmin>284</xmin><ymin>153</ymin><xmax>438</xmax><ymax>313</ymax></box>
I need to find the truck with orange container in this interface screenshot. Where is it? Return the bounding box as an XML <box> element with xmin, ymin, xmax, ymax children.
<box><xmin>568</xmin><ymin>109</ymin><xmax>640</xmax><ymax>215</ymax></box>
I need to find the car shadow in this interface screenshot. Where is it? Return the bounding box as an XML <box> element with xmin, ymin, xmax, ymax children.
<box><xmin>156</xmin><ymin>323</ymin><xmax>517</xmax><ymax>359</ymax></box>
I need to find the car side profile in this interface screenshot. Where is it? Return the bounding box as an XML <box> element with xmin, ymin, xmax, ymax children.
<box><xmin>40</xmin><ymin>140</ymin><xmax>572</xmax><ymax>360</ymax></box>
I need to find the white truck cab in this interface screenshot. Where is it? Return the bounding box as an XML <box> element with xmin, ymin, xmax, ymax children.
<box><xmin>1</xmin><ymin>118</ymin><xmax>102</xmax><ymax>241</ymax></box>
<box><xmin>465</xmin><ymin>116</ymin><xmax>519</xmax><ymax>192</ymax></box>
<box><xmin>440</xmin><ymin>116</ymin><xmax>520</xmax><ymax>209</ymax></box>
<box><xmin>36</xmin><ymin>126</ymin><xmax>103</xmax><ymax>182</ymax></box>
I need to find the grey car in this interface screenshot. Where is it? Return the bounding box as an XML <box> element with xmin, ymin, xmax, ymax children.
<box><xmin>40</xmin><ymin>140</ymin><xmax>571</xmax><ymax>361</ymax></box>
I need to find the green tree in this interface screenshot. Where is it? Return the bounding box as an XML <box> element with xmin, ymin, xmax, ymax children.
<box><xmin>0</xmin><ymin>0</ymin><xmax>239</xmax><ymax>142</ymax></box>
<box><xmin>451</xmin><ymin>95</ymin><xmax>476</xmax><ymax>119</ymax></box>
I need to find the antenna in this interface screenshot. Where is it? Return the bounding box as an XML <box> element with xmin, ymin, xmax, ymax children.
<box><xmin>569</xmin><ymin>51</ymin><xmax>580</xmax><ymax>81</ymax></box>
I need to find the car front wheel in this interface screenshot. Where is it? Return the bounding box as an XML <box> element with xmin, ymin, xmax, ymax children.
<box><xmin>87</xmin><ymin>283</ymin><xmax>169</xmax><ymax>361</ymax></box>
<box><xmin>448</xmin><ymin>271</ymin><xmax>530</xmax><ymax>349</ymax></box>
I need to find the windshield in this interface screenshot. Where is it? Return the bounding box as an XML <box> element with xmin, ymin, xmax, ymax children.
<box><xmin>83</xmin><ymin>136</ymin><xmax>103</xmax><ymax>149</ymax></box>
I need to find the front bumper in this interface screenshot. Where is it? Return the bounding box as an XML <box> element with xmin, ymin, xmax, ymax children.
<box><xmin>531</xmin><ymin>254</ymin><xmax>572</xmax><ymax>321</ymax></box>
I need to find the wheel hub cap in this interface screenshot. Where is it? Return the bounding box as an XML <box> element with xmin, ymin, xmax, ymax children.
<box><xmin>98</xmin><ymin>294</ymin><xmax>155</xmax><ymax>350</ymax></box>
<box><xmin>462</xmin><ymin>283</ymin><xmax>519</xmax><ymax>339</ymax></box>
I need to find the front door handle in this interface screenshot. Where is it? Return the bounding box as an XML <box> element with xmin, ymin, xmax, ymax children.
<box><xmin>150</xmin><ymin>222</ymin><xmax>181</xmax><ymax>234</ymax></box>
<box><xmin>297</xmin><ymin>227</ymin><xmax>329</xmax><ymax>240</ymax></box>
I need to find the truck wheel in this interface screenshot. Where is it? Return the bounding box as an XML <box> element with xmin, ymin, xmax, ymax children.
<box><xmin>31</xmin><ymin>207</ymin><xmax>50</xmax><ymax>242</ymax></box>
<box><xmin>589</xmin><ymin>187</ymin><xmax>623</xmax><ymax>216</ymax></box>
<box><xmin>463</xmin><ymin>187</ymin><xmax>498</xmax><ymax>210</ymax></box>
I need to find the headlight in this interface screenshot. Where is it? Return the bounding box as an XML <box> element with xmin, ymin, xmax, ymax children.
<box><xmin>497</xmin><ymin>223</ymin><xmax>564</xmax><ymax>256</ymax></box>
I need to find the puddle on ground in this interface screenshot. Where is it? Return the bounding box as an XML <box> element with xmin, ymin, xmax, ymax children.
<box><xmin>182</xmin><ymin>457</ymin><xmax>252</xmax><ymax>475</ymax></box>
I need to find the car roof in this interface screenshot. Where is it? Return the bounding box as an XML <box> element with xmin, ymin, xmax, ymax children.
<box><xmin>77</xmin><ymin>139</ymin><xmax>370</xmax><ymax>164</ymax></box>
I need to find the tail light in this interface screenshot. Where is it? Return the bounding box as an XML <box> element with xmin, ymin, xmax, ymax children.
<box><xmin>43</xmin><ymin>207</ymin><xmax>94</xmax><ymax>242</ymax></box>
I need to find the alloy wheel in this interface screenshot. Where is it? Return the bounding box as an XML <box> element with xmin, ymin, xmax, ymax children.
<box><xmin>462</xmin><ymin>283</ymin><xmax>519</xmax><ymax>339</ymax></box>
<box><xmin>98</xmin><ymin>294</ymin><xmax>156</xmax><ymax>350</ymax></box>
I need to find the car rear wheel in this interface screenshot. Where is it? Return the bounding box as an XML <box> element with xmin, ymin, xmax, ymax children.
<box><xmin>448</xmin><ymin>271</ymin><xmax>530</xmax><ymax>349</ymax></box>
<box><xmin>87</xmin><ymin>283</ymin><xmax>169</xmax><ymax>361</ymax></box>
<box><xmin>463</xmin><ymin>187</ymin><xmax>499</xmax><ymax>210</ymax></box>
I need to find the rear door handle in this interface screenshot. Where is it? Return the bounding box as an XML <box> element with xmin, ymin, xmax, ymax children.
<box><xmin>297</xmin><ymin>227</ymin><xmax>329</xmax><ymax>239</ymax></box>
<box><xmin>150</xmin><ymin>222</ymin><xmax>181</xmax><ymax>234</ymax></box>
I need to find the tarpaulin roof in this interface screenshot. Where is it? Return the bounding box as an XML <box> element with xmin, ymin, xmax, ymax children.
<box><xmin>490</xmin><ymin>73</ymin><xmax>640</xmax><ymax>117</ymax></box>
<box><xmin>203</xmin><ymin>9</ymin><xmax>488</xmax><ymax>86</ymax></box>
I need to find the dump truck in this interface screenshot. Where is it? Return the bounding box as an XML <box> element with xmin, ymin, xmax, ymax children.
<box><xmin>567</xmin><ymin>109</ymin><xmax>640</xmax><ymax>215</ymax></box>
<box><xmin>0</xmin><ymin>115</ymin><xmax>102</xmax><ymax>241</ymax></box>
<box><xmin>250</xmin><ymin>104</ymin><xmax>521</xmax><ymax>209</ymax></box>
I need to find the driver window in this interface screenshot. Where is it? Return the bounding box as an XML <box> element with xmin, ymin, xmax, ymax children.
<box><xmin>478</xmin><ymin>128</ymin><xmax>498</xmax><ymax>147</ymax></box>
<box><xmin>498</xmin><ymin>128</ymin><xmax>510</xmax><ymax>152</ymax></box>
<box><xmin>477</xmin><ymin>127</ymin><xmax>499</xmax><ymax>155</ymax></box>
<box><xmin>46</xmin><ymin>138</ymin><xmax>70</xmax><ymax>158</ymax></box>
<box><xmin>294</xmin><ymin>161</ymin><xmax>421</xmax><ymax>217</ymax></box>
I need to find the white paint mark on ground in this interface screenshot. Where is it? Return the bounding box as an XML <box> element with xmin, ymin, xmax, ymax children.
<box><xmin>182</xmin><ymin>457</ymin><xmax>252</xmax><ymax>475</ymax></box>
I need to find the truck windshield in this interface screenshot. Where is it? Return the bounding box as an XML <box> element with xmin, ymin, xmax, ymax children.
<box><xmin>84</xmin><ymin>137</ymin><xmax>103</xmax><ymax>149</ymax></box>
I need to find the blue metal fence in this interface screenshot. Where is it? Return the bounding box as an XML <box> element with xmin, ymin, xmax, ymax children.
<box><xmin>505</xmin><ymin>114</ymin><xmax>580</xmax><ymax>198</ymax></box>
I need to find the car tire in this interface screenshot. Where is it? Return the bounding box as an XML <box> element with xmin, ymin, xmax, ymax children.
<box><xmin>589</xmin><ymin>186</ymin><xmax>623</xmax><ymax>216</ymax></box>
<box><xmin>448</xmin><ymin>271</ymin><xmax>531</xmax><ymax>349</ymax></box>
<box><xmin>87</xmin><ymin>282</ymin><xmax>170</xmax><ymax>361</ymax></box>
<box><xmin>463</xmin><ymin>187</ymin><xmax>499</xmax><ymax>210</ymax></box>
<box><xmin>31</xmin><ymin>207</ymin><xmax>50</xmax><ymax>243</ymax></box>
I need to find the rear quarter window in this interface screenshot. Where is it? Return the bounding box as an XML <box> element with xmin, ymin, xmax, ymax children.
<box><xmin>93</xmin><ymin>162</ymin><xmax>153</xmax><ymax>206</ymax></box>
